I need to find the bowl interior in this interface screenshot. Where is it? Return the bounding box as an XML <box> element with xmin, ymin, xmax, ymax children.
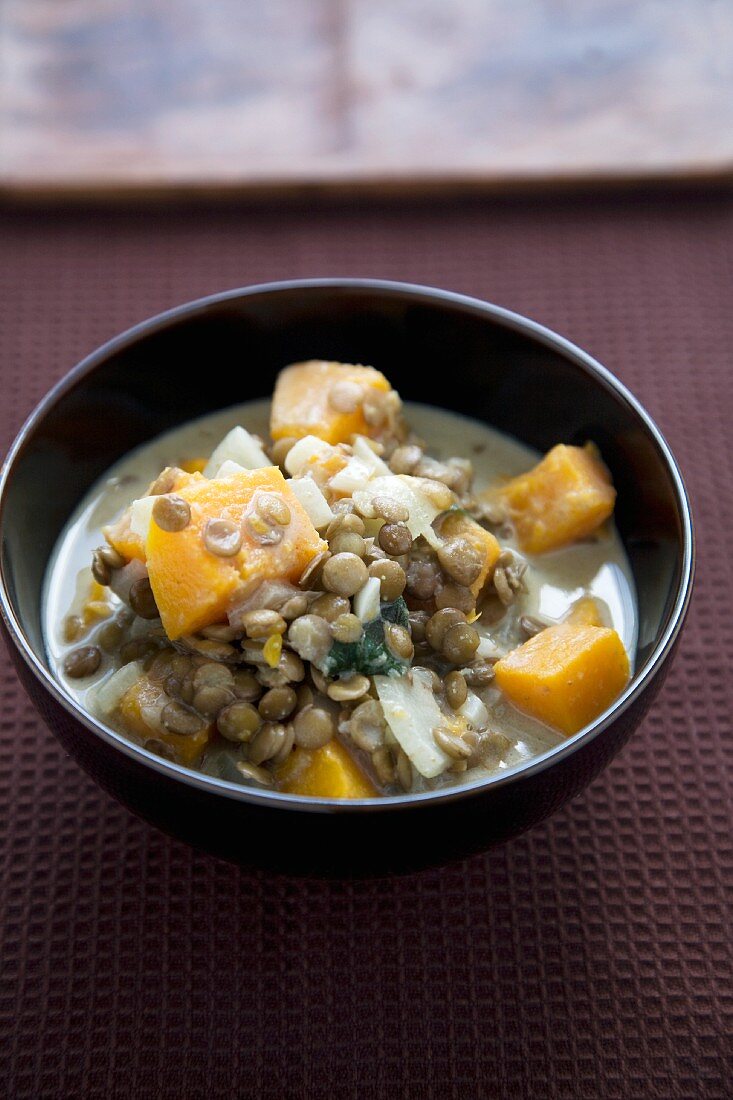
<box><xmin>1</xmin><ymin>282</ymin><xmax>690</xmax><ymax>773</ymax></box>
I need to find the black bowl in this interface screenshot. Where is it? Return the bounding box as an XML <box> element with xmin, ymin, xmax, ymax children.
<box><xmin>0</xmin><ymin>280</ymin><xmax>694</xmax><ymax>875</ymax></box>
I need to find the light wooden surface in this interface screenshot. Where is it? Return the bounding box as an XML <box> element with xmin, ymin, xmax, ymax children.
<box><xmin>1</xmin><ymin>0</ymin><xmax>731</xmax><ymax>198</ymax></box>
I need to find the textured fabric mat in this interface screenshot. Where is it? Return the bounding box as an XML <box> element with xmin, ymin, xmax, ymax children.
<box><xmin>0</xmin><ymin>192</ymin><xmax>730</xmax><ymax>1099</ymax></box>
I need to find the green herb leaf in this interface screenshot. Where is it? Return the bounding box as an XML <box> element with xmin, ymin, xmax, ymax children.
<box><xmin>324</xmin><ymin>597</ymin><xmax>410</xmax><ymax>679</ymax></box>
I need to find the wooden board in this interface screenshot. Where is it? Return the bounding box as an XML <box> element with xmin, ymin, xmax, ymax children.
<box><xmin>1</xmin><ymin>0</ymin><xmax>732</xmax><ymax>199</ymax></box>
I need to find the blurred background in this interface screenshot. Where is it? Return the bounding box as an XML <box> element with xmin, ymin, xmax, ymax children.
<box><xmin>1</xmin><ymin>0</ymin><xmax>731</xmax><ymax>198</ymax></box>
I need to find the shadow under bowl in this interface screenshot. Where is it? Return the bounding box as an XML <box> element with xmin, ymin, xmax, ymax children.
<box><xmin>0</xmin><ymin>280</ymin><xmax>694</xmax><ymax>875</ymax></box>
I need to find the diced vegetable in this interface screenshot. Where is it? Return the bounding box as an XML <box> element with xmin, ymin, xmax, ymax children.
<box><xmin>288</xmin><ymin>477</ymin><xmax>334</xmax><ymax>529</ymax></box>
<box><xmin>323</xmin><ymin>597</ymin><xmax>410</xmax><ymax>678</ymax></box>
<box><xmin>215</xmin><ymin>460</ymin><xmax>247</xmax><ymax>478</ymax></box>
<box><xmin>284</xmin><ymin>435</ymin><xmax>332</xmax><ymax>476</ymax></box>
<box><xmin>497</xmin><ymin>443</ymin><xmax>616</xmax><ymax>554</ymax></box>
<box><xmin>117</xmin><ymin>673</ymin><xmax>214</xmax><ymax>766</ymax></box>
<box><xmin>563</xmin><ymin>595</ymin><xmax>606</xmax><ymax>627</ymax></box>
<box><xmin>145</xmin><ymin>466</ymin><xmax>327</xmax><ymax>639</ymax></box>
<box><xmin>457</xmin><ymin>690</ymin><xmax>489</xmax><ymax>729</ymax></box>
<box><xmin>275</xmin><ymin>741</ymin><xmax>377</xmax><ymax>798</ymax></box>
<box><xmin>93</xmin><ymin>660</ymin><xmax>145</xmax><ymax>717</ymax></box>
<box><xmin>203</xmin><ymin>426</ymin><xmax>270</xmax><ymax>477</ymax></box>
<box><xmin>104</xmin><ymin>468</ymin><xmax>200</xmax><ymax>563</ymax></box>
<box><xmin>436</xmin><ymin>509</ymin><xmax>501</xmax><ymax>596</ymax></box>
<box><xmin>328</xmin><ymin>456</ymin><xmax>379</xmax><ymax>496</ymax></box>
<box><xmin>351</xmin><ymin>435</ymin><xmax>391</xmax><ymax>475</ymax></box>
<box><xmin>375</xmin><ymin>668</ymin><xmax>451</xmax><ymax>778</ymax></box>
<box><xmin>353</xmin><ymin>576</ymin><xmax>381</xmax><ymax>623</ymax></box>
<box><xmin>129</xmin><ymin>496</ymin><xmax>156</xmax><ymax>540</ymax></box>
<box><xmin>271</xmin><ymin>360</ymin><xmax>395</xmax><ymax>445</ymax></box>
<box><xmin>494</xmin><ymin>623</ymin><xmax>630</xmax><ymax>735</ymax></box>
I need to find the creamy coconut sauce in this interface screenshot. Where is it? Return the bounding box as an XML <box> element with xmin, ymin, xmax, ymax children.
<box><xmin>44</xmin><ymin>401</ymin><xmax>638</xmax><ymax>788</ymax></box>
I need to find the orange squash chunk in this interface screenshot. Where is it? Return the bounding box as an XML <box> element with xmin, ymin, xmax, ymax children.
<box><xmin>274</xmin><ymin>741</ymin><xmax>377</xmax><ymax>798</ymax></box>
<box><xmin>438</xmin><ymin>511</ymin><xmax>501</xmax><ymax>597</ymax></box>
<box><xmin>104</xmin><ymin>468</ymin><xmax>200</xmax><ymax>563</ymax></box>
<box><xmin>563</xmin><ymin>596</ymin><xmax>606</xmax><ymax>627</ymax></box>
<box><xmin>498</xmin><ymin>443</ymin><xmax>616</xmax><ymax>554</ymax></box>
<box><xmin>494</xmin><ymin>623</ymin><xmax>630</xmax><ymax>736</ymax></box>
<box><xmin>118</xmin><ymin>676</ymin><xmax>213</xmax><ymax>766</ymax></box>
<box><xmin>271</xmin><ymin>360</ymin><xmax>394</xmax><ymax>445</ymax></box>
<box><xmin>146</xmin><ymin>466</ymin><xmax>327</xmax><ymax>640</ymax></box>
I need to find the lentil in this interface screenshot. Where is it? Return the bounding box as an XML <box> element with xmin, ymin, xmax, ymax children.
<box><xmin>378</xmin><ymin>522</ymin><xmax>412</xmax><ymax>556</ymax></box>
<box><xmin>193</xmin><ymin>662</ymin><xmax>234</xmax><ymax>691</ymax></box>
<box><xmin>519</xmin><ymin>614</ymin><xmax>547</xmax><ymax>638</ymax></box>
<box><xmin>194</xmin><ymin>683</ymin><xmax>235</xmax><ymax>717</ymax></box>
<box><xmin>204</xmin><ymin>518</ymin><xmax>243</xmax><ymax>557</ymax></box>
<box><xmin>288</xmin><ymin>614</ymin><xmax>332</xmax><ymax>664</ymax></box>
<box><xmin>99</xmin><ymin>544</ymin><xmax>125</xmax><ymax>570</ymax></box>
<box><xmin>63</xmin><ymin>645</ymin><xmax>102</xmax><ymax>678</ymax></box>
<box><xmin>217</xmin><ymin>701</ymin><xmax>262</xmax><ymax>741</ymax></box>
<box><xmin>445</xmin><ymin>670</ymin><xmax>468</xmax><ymax>710</ymax></box>
<box><xmin>97</xmin><ymin>620</ymin><xmax>124</xmax><ymax>652</ymax></box>
<box><xmin>493</xmin><ymin>565</ymin><xmax>514</xmax><ymax>605</ymax></box>
<box><xmin>278</xmin><ymin>650</ymin><xmax>306</xmax><ymax>683</ymax></box>
<box><xmin>231</xmin><ymin>670</ymin><xmax>262</xmax><ymax>701</ymax></box>
<box><xmin>241</xmin><ymin>609</ymin><xmax>287</xmax><ymax>638</ymax></box>
<box><xmin>248</xmin><ymin>722</ymin><xmax>290</xmax><ymax>765</ymax></box>
<box><xmin>384</xmin><ymin>623</ymin><xmax>414</xmax><ymax>661</ymax></box>
<box><xmin>298</xmin><ymin>549</ymin><xmax>330</xmax><ymax>588</ymax></box>
<box><xmin>395</xmin><ymin>748</ymin><xmax>412</xmax><ymax>791</ymax></box>
<box><xmin>256</xmin><ymin>491</ymin><xmax>291</xmax><ymax>527</ymax></box>
<box><xmin>327</xmin><ymin>674</ymin><xmax>370</xmax><ymax>702</ymax></box>
<box><xmin>348</xmin><ymin>699</ymin><xmax>386</xmax><ymax>752</ymax></box>
<box><xmin>149</xmin><ymin>467</ymin><xmax>178</xmax><ymax>495</ymax></box>
<box><xmin>161</xmin><ymin>701</ymin><xmax>206</xmax><ymax>735</ymax></box>
<box><xmin>329</xmin><ymin>530</ymin><xmax>366</xmax><ymax>557</ymax></box>
<box><xmin>152</xmin><ymin>494</ymin><xmax>191</xmax><ymax>532</ymax></box>
<box><xmin>425</xmin><ymin>607</ymin><xmax>467</xmax><ymax>650</ymax></box>
<box><xmin>235</xmin><ymin>760</ymin><xmax>273</xmax><ymax>786</ymax></box>
<box><xmin>371</xmin><ymin>747</ymin><xmax>396</xmax><ymax>785</ymax></box>
<box><xmin>63</xmin><ymin>614</ymin><xmax>84</xmax><ymax>643</ymax></box>
<box><xmin>435</xmin><ymin>582</ymin><xmax>475</xmax><ymax>613</ymax></box>
<box><xmin>433</xmin><ymin>727</ymin><xmax>473</xmax><ymax>759</ymax></box>
<box><xmin>91</xmin><ymin>549</ymin><xmax>111</xmax><ymax>586</ymax></box>
<box><xmin>322</xmin><ymin>553</ymin><xmax>368</xmax><ymax>597</ymax></box>
<box><xmin>372</xmin><ymin>494</ymin><xmax>409</xmax><ymax>523</ymax></box>
<box><xmin>120</xmin><ymin>637</ymin><xmax>159</xmax><ymax>664</ymax></box>
<box><xmin>330</xmin><ymin>613</ymin><xmax>364</xmax><ymax>644</ymax></box>
<box><xmin>279</xmin><ymin>594</ymin><xmax>309</xmax><ymax>620</ymax></box>
<box><xmin>271</xmin><ymin>437</ymin><xmax>297</xmax><ymax>467</ymax></box>
<box><xmin>129</xmin><ymin>577</ymin><xmax>159</xmax><ymax>619</ymax></box>
<box><xmin>442</xmin><ymin>622</ymin><xmax>480</xmax><ymax>664</ymax></box>
<box><xmin>368</xmin><ymin>559</ymin><xmax>407</xmax><ymax>601</ymax></box>
<box><xmin>258</xmin><ymin>686</ymin><xmax>297</xmax><ymax>721</ymax></box>
<box><xmin>405</xmin><ymin>559</ymin><xmax>441</xmax><ymax>601</ymax></box>
<box><xmin>408</xmin><ymin>609</ymin><xmax>429</xmax><ymax>644</ymax></box>
<box><xmin>293</xmin><ymin>706</ymin><xmax>335</xmax><ymax>749</ymax></box>
<box><xmin>311</xmin><ymin>593</ymin><xmax>351</xmax><ymax>622</ymax></box>
<box><xmin>437</xmin><ymin>538</ymin><xmax>483</xmax><ymax>586</ymax></box>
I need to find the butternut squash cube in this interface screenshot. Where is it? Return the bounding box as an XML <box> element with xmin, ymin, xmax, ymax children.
<box><xmin>498</xmin><ymin>444</ymin><xmax>616</xmax><ymax>554</ymax></box>
<box><xmin>270</xmin><ymin>360</ymin><xmax>395</xmax><ymax>445</ymax></box>
<box><xmin>563</xmin><ymin>596</ymin><xmax>606</xmax><ymax>627</ymax></box>
<box><xmin>118</xmin><ymin>676</ymin><xmax>213</xmax><ymax>766</ymax></box>
<box><xmin>437</xmin><ymin>510</ymin><xmax>501</xmax><ymax>597</ymax></box>
<box><xmin>146</xmin><ymin>466</ymin><xmax>327</xmax><ymax>640</ymax></box>
<box><xmin>274</xmin><ymin>740</ymin><xmax>377</xmax><ymax>798</ymax></box>
<box><xmin>104</xmin><ymin>468</ymin><xmax>200</xmax><ymax>563</ymax></box>
<box><xmin>494</xmin><ymin>623</ymin><xmax>630</xmax><ymax>735</ymax></box>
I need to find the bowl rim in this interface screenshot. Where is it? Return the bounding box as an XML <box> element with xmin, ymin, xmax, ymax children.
<box><xmin>0</xmin><ymin>278</ymin><xmax>695</xmax><ymax>813</ymax></box>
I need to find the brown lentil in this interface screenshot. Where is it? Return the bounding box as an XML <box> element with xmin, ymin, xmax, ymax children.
<box><xmin>408</xmin><ymin>610</ymin><xmax>429</xmax><ymax>644</ymax></box>
<box><xmin>235</xmin><ymin>760</ymin><xmax>273</xmax><ymax>786</ymax></box>
<box><xmin>99</xmin><ymin>544</ymin><xmax>125</xmax><ymax>570</ymax></box>
<box><xmin>395</xmin><ymin>748</ymin><xmax>412</xmax><ymax>791</ymax></box>
<box><xmin>271</xmin><ymin>437</ymin><xmax>297</xmax><ymax>467</ymax></box>
<box><xmin>178</xmin><ymin>675</ymin><xmax>196</xmax><ymax>705</ymax></box>
<box><xmin>217</xmin><ymin>701</ymin><xmax>262</xmax><ymax>742</ymax></box>
<box><xmin>296</xmin><ymin>683</ymin><xmax>314</xmax><ymax>710</ymax></box>
<box><xmin>378</xmin><ymin>522</ymin><xmax>413</xmax><ymax>557</ymax></box>
<box><xmin>437</xmin><ymin>538</ymin><xmax>483</xmax><ymax>587</ymax></box>
<box><xmin>519</xmin><ymin>614</ymin><xmax>547</xmax><ymax>638</ymax></box>
<box><xmin>330</xmin><ymin>613</ymin><xmax>363</xmax><ymax>644</ymax></box>
<box><xmin>201</xmin><ymin>623</ymin><xmax>240</xmax><ymax>642</ymax></box>
<box><xmin>256</xmin><ymin>491</ymin><xmax>291</xmax><ymax>527</ymax></box>
<box><xmin>414</xmin><ymin>479</ymin><xmax>454</xmax><ymax>510</ymax></box>
<box><xmin>279</xmin><ymin>594</ymin><xmax>309</xmax><ymax>620</ymax></box>
<box><xmin>298</xmin><ymin>549</ymin><xmax>330</xmax><ymax>588</ymax></box>
<box><xmin>248</xmin><ymin>721</ymin><xmax>290</xmax><ymax>765</ymax></box>
<box><xmin>258</xmin><ymin>686</ymin><xmax>297</xmax><ymax>721</ymax></box>
<box><xmin>97</xmin><ymin>619</ymin><xmax>124</xmax><ymax>653</ymax></box>
<box><xmin>194</xmin><ymin>683</ymin><xmax>235</xmax><ymax>718</ymax></box>
<box><xmin>63</xmin><ymin>645</ymin><xmax>101</xmax><ymax>678</ymax></box>
<box><xmin>322</xmin><ymin>553</ymin><xmax>369</xmax><ymax>598</ymax></box>
<box><xmin>119</xmin><ymin>637</ymin><xmax>159</xmax><ymax>664</ymax></box>
<box><xmin>180</xmin><ymin>635</ymin><xmax>237</xmax><ymax>662</ymax></box>
<box><xmin>128</xmin><ymin>576</ymin><xmax>158</xmax><ymax>620</ymax></box>
<box><xmin>425</xmin><ymin>607</ymin><xmax>467</xmax><ymax>650</ymax></box>
<box><xmin>435</xmin><ymin>582</ymin><xmax>475</xmax><ymax>614</ymax></box>
<box><xmin>384</xmin><ymin>623</ymin><xmax>414</xmax><ymax>661</ymax></box>
<box><xmin>371</xmin><ymin>746</ymin><xmax>396</xmax><ymax>786</ymax></box>
<box><xmin>193</xmin><ymin>661</ymin><xmax>234</xmax><ymax>691</ymax></box>
<box><xmin>442</xmin><ymin>622</ymin><xmax>480</xmax><ymax>664</ymax></box>
<box><xmin>204</xmin><ymin>518</ymin><xmax>243</xmax><ymax>558</ymax></box>
<box><xmin>329</xmin><ymin>530</ymin><xmax>366</xmax><ymax>558</ymax></box>
<box><xmin>245</xmin><ymin>514</ymin><xmax>283</xmax><ymax>545</ymax></box>
<box><xmin>231</xmin><ymin>670</ymin><xmax>262</xmax><ymax>701</ymax></box>
<box><xmin>149</xmin><ymin>467</ymin><xmax>179</xmax><ymax>495</ymax></box>
<box><xmin>278</xmin><ymin>650</ymin><xmax>306</xmax><ymax>683</ymax></box>
<box><xmin>372</xmin><ymin>494</ymin><xmax>409</xmax><ymax>524</ymax></box>
<box><xmin>161</xmin><ymin>701</ymin><xmax>206</xmax><ymax>735</ymax></box>
<box><xmin>325</xmin><ymin>512</ymin><xmax>365</xmax><ymax>540</ymax></box>
<box><xmin>310</xmin><ymin>666</ymin><xmax>331</xmax><ymax>695</ymax></box>
<box><xmin>330</xmin><ymin>498</ymin><xmax>358</xmax><ymax>516</ymax></box>
<box><xmin>445</xmin><ymin>670</ymin><xmax>468</xmax><ymax>710</ymax></box>
<box><xmin>368</xmin><ymin>559</ymin><xmax>407</xmax><ymax>601</ymax></box>
<box><xmin>63</xmin><ymin>614</ymin><xmax>85</xmax><ymax>643</ymax></box>
<box><xmin>241</xmin><ymin>608</ymin><xmax>287</xmax><ymax>638</ymax></box>
<box><xmin>293</xmin><ymin>706</ymin><xmax>335</xmax><ymax>749</ymax></box>
<box><xmin>433</xmin><ymin>727</ymin><xmax>473</xmax><ymax>759</ymax></box>
<box><xmin>388</xmin><ymin>444</ymin><xmax>423</xmax><ymax>474</ymax></box>
<box><xmin>405</xmin><ymin>559</ymin><xmax>441</xmax><ymax>601</ymax></box>
<box><xmin>91</xmin><ymin>549</ymin><xmax>111</xmax><ymax>586</ymax></box>
<box><xmin>152</xmin><ymin>494</ymin><xmax>191</xmax><ymax>533</ymax></box>
<box><xmin>310</xmin><ymin>592</ymin><xmax>351</xmax><ymax>623</ymax></box>
<box><xmin>327</xmin><ymin>674</ymin><xmax>370</xmax><ymax>702</ymax></box>
<box><xmin>143</xmin><ymin>738</ymin><xmax>177</xmax><ymax>762</ymax></box>
<box><xmin>493</xmin><ymin>565</ymin><xmax>515</xmax><ymax>606</ymax></box>
<box><xmin>348</xmin><ymin>699</ymin><xmax>386</xmax><ymax>752</ymax></box>
<box><xmin>288</xmin><ymin>615</ymin><xmax>332</xmax><ymax>664</ymax></box>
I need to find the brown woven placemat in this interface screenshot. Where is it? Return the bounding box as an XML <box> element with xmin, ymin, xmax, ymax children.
<box><xmin>0</xmin><ymin>192</ymin><xmax>730</xmax><ymax>1098</ymax></box>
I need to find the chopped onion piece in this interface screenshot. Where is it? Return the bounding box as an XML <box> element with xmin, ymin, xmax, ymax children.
<box><xmin>353</xmin><ymin>576</ymin><xmax>381</xmax><ymax>623</ymax></box>
<box><xmin>129</xmin><ymin>496</ymin><xmax>155</xmax><ymax>540</ymax></box>
<box><xmin>352</xmin><ymin>436</ymin><xmax>390</xmax><ymax>476</ymax></box>
<box><xmin>351</xmin><ymin>474</ymin><xmax>443</xmax><ymax>547</ymax></box>
<box><xmin>215</xmin><ymin>460</ymin><xmax>247</xmax><ymax>478</ymax></box>
<box><xmin>458</xmin><ymin>690</ymin><xmax>489</xmax><ymax>729</ymax></box>
<box><xmin>289</xmin><ymin>477</ymin><xmax>334</xmax><ymax>529</ymax></box>
<box><xmin>203</xmin><ymin>426</ymin><xmax>269</xmax><ymax>477</ymax></box>
<box><xmin>328</xmin><ymin>457</ymin><xmax>375</xmax><ymax>496</ymax></box>
<box><xmin>375</xmin><ymin>668</ymin><xmax>451</xmax><ymax>778</ymax></box>
<box><xmin>92</xmin><ymin>660</ymin><xmax>144</xmax><ymax>718</ymax></box>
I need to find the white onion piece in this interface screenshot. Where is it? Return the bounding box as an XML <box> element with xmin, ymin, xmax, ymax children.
<box><xmin>289</xmin><ymin>477</ymin><xmax>334</xmax><ymax>529</ymax></box>
<box><xmin>284</xmin><ymin>435</ymin><xmax>332</xmax><ymax>476</ymax></box>
<box><xmin>215</xmin><ymin>460</ymin><xmax>247</xmax><ymax>478</ymax></box>
<box><xmin>92</xmin><ymin>660</ymin><xmax>144</xmax><ymax>718</ymax></box>
<box><xmin>353</xmin><ymin>576</ymin><xmax>381</xmax><ymax>623</ymax></box>
<box><xmin>375</xmin><ymin>669</ymin><xmax>451</xmax><ymax>778</ymax></box>
<box><xmin>458</xmin><ymin>690</ymin><xmax>489</xmax><ymax>729</ymax></box>
<box><xmin>204</xmin><ymin>426</ymin><xmax>269</xmax><ymax>477</ymax></box>
<box><xmin>351</xmin><ymin>436</ymin><xmax>390</xmax><ymax>476</ymax></box>
<box><xmin>129</xmin><ymin>496</ymin><xmax>155</xmax><ymax>540</ymax></box>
